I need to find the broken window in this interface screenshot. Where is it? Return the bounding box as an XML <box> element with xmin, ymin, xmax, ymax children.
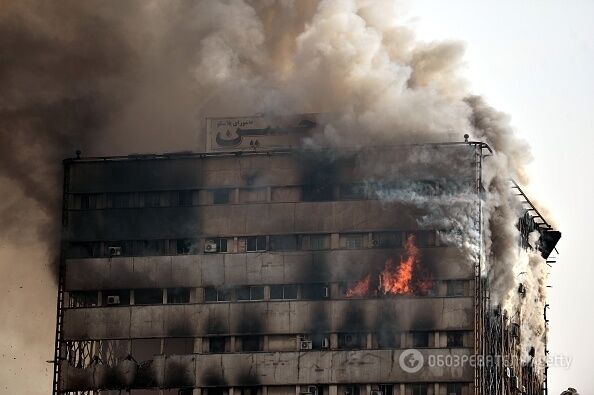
<box><xmin>339</xmin><ymin>184</ymin><xmax>366</xmax><ymax>200</ymax></box>
<box><xmin>447</xmin><ymin>332</ymin><xmax>464</xmax><ymax>348</ymax></box>
<box><xmin>204</xmin><ymin>287</ymin><xmax>231</xmax><ymax>302</ymax></box>
<box><xmin>68</xmin><ymin>291</ymin><xmax>99</xmax><ymax>308</ymax></box>
<box><xmin>412</xmin><ymin>331</ymin><xmax>429</xmax><ymax>348</ymax></box>
<box><xmin>270</xmin><ymin>284</ymin><xmax>298</xmax><ymax>300</ymax></box>
<box><xmin>301</xmin><ymin>283</ymin><xmax>329</xmax><ymax>300</ymax></box>
<box><xmin>131</xmin><ymin>338</ymin><xmax>161</xmax><ymax>362</ymax></box>
<box><xmin>209</xmin><ymin>337</ymin><xmax>227</xmax><ymax>353</ymax></box>
<box><xmin>213</xmin><ymin>188</ymin><xmax>231</xmax><ymax>204</ymax></box>
<box><xmin>246</xmin><ymin>236</ymin><xmax>267</xmax><ymax>252</ymax></box>
<box><xmin>372</xmin><ymin>232</ymin><xmax>403</xmax><ymax>248</ymax></box>
<box><xmin>341</xmin><ymin>233</ymin><xmax>364</xmax><ymax>249</ymax></box>
<box><xmin>163</xmin><ymin>338</ymin><xmax>194</xmax><ymax>355</ymax></box>
<box><xmin>167</xmin><ymin>288</ymin><xmax>191</xmax><ymax>304</ymax></box>
<box><xmin>102</xmin><ymin>290</ymin><xmax>130</xmax><ymax>306</ymax></box>
<box><xmin>410</xmin><ymin>384</ymin><xmax>428</xmax><ymax>395</ymax></box>
<box><xmin>134</xmin><ymin>289</ymin><xmax>163</xmax><ymax>305</ymax></box>
<box><xmin>176</xmin><ymin>239</ymin><xmax>195</xmax><ymax>255</ymax></box>
<box><xmin>237</xmin><ymin>286</ymin><xmax>264</xmax><ymax>301</ymax></box>
<box><xmin>447</xmin><ymin>280</ymin><xmax>465</xmax><ymax>297</ymax></box>
<box><xmin>446</xmin><ymin>383</ymin><xmax>463</xmax><ymax>395</ymax></box>
<box><xmin>270</xmin><ymin>235</ymin><xmax>298</xmax><ymax>251</ymax></box>
<box><xmin>239</xmin><ymin>336</ymin><xmax>262</xmax><ymax>352</ymax></box>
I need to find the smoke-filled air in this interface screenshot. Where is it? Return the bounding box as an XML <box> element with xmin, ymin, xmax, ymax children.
<box><xmin>0</xmin><ymin>0</ymin><xmax>551</xmax><ymax>392</ymax></box>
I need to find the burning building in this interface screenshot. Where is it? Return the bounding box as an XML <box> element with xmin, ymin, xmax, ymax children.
<box><xmin>53</xmin><ymin>114</ymin><xmax>560</xmax><ymax>395</ymax></box>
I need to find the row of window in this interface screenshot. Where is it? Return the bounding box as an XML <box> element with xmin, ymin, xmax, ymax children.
<box><xmin>67</xmin><ymin>230</ymin><xmax>440</xmax><ymax>258</ymax></box>
<box><xmin>67</xmin><ymin>180</ymin><xmax>474</xmax><ymax>210</ymax></box>
<box><xmin>67</xmin><ymin>280</ymin><xmax>470</xmax><ymax>308</ymax></box>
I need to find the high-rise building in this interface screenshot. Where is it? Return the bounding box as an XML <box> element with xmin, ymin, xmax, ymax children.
<box><xmin>53</xmin><ymin>114</ymin><xmax>559</xmax><ymax>395</ymax></box>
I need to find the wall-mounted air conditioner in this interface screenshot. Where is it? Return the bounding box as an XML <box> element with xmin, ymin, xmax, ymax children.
<box><xmin>108</xmin><ymin>246</ymin><xmax>122</xmax><ymax>257</ymax></box>
<box><xmin>300</xmin><ymin>340</ymin><xmax>313</xmax><ymax>350</ymax></box>
<box><xmin>107</xmin><ymin>295</ymin><xmax>120</xmax><ymax>305</ymax></box>
<box><xmin>204</xmin><ymin>240</ymin><xmax>218</xmax><ymax>253</ymax></box>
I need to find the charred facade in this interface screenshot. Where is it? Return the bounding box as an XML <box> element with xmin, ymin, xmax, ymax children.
<box><xmin>53</xmin><ymin>115</ymin><xmax>558</xmax><ymax>395</ymax></box>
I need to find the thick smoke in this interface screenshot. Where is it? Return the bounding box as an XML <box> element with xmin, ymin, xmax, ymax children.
<box><xmin>0</xmin><ymin>0</ymin><xmax>551</xmax><ymax>391</ymax></box>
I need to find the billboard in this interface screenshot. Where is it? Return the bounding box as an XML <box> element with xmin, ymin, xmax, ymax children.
<box><xmin>205</xmin><ymin>113</ymin><xmax>320</xmax><ymax>152</ymax></box>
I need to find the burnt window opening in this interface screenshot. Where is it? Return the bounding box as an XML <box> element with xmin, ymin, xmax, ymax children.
<box><xmin>68</xmin><ymin>291</ymin><xmax>99</xmax><ymax>308</ymax></box>
<box><xmin>134</xmin><ymin>289</ymin><xmax>163</xmax><ymax>305</ymax></box>
<box><xmin>339</xmin><ymin>184</ymin><xmax>366</xmax><ymax>200</ymax></box>
<box><xmin>270</xmin><ymin>284</ymin><xmax>298</xmax><ymax>300</ymax></box>
<box><xmin>204</xmin><ymin>287</ymin><xmax>231</xmax><ymax>302</ymax></box>
<box><xmin>301</xmin><ymin>284</ymin><xmax>329</xmax><ymax>300</ymax></box>
<box><xmin>412</xmin><ymin>331</ymin><xmax>429</xmax><ymax>348</ymax></box>
<box><xmin>372</xmin><ymin>232</ymin><xmax>404</xmax><ymax>248</ymax></box>
<box><xmin>410</xmin><ymin>384</ymin><xmax>428</xmax><ymax>395</ymax></box>
<box><xmin>300</xmin><ymin>234</ymin><xmax>329</xmax><ymax>251</ymax></box>
<box><xmin>239</xmin><ymin>336</ymin><xmax>262</xmax><ymax>352</ymax></box>
<box><xmin>246</xmin><ymin>236</ymin><xmax>267</xmax><ymax>252</ymax></box>
<box><xmin>377</xmin><ymin>332</ymin><xmax>401</xmax><ymax>349</ymax></box>
<box><xmin>213</xmin><ymin>188</ymin><xmax>232</xmax><ymax>204</ymax></box>
<box><xmin>144</xmin><ymin>239</ymin><xmax>163</xmax><ymax>256</ymax></box>
<box><xmin>176</xmin><ymin>239</ymin><xmax>196</xmax><ymax>255</ymax></box>
<box><xmin>163</xmin><ymin>338</ymin><xmax>194</xmax><ymax>355</ymax></box>
<box><xmin>378</xmin><ymin>384</ymin><xmax>394</xmax><ymax>395</ymax></box>
<box><xmin>131</xmin><ymin>338</ymin><xmax>161</xmax><ymax>362</ymax></box>
<box><xmin>341</xmin><ymin>233</ymin><xmax>364</xmax><ymax>249</ymax></box>
<box><xmin>447</xmin><ymin>280</ymin><xmax>465</xmax><ymax>297</ymax></box>
<box><xmin>237</xmin><ymin>387</ymin><xmax>260</xmax><ymax>395</ymax></box>
<box><xmin>79</xmin><ymin>193</ymin><xmax>98</xmax><ymax>209</ymax></box>
<box><xmin>143</xmin><ymin>191</ymin><xmax>161</xmax><ymax>207</ymax></box>
<box><xmin>209</xmin><ymin>337</ymin><xmax>227</xmax><ymax>353</ymax></box>
<box><xmin>446</xmin><ymin>383</ymin><xmax>463</xmax><ymax>395</ymax></box>
<box><xmin>309</xmin><ymin>334</ymin><xmax>331</xmax><ymax>350</ymax></box>
<box><xmin>112</xmin><ymin>192</ymin><xmax>136</xmax><ymax>208</ymax></box>
<box><xmin>237</xmin><ymin>286</ymin><xmax>264</xmax><ymax>301</ymax></box>
<box><xmin>167</xmin><ymin>288</ymin><xmax>191</xmax><ymax>304</ymax></box>
<box><xmin>343</xmin><ymin>385</ymin><xmax>361</xmax><ymax>395</ymax></box>
<box><xmin>338</xmin><ymin>333</ymin><xmax>364</xmax><ymax>350</ymax></box>
<box><xmin>412</xmin><ymin>230</ymin><xmax>437</xmax><ymax>247</ymax></box>
<box><xmin>302</xmin><ymin>184</ymin><xmax>334</xmax><ymax>202</ymax></box>
<box><xmin>68</xmin><ymin>242</ymin><xmax>103</xmax><ymax>258</ymax></box>
<box><xmin>447</xmin><ymin>331</ymin><xmax>464</xmax><ymax>348</ymax></box>
<box><xmin>102</xmin><ymin>290</ymin><xmax>130</xmax><ymax>306</ymax></box>
<box><xmin>177</xmin><ymin>190</ymin><xmax>194</xmax><ymax>206</ymax></box>
<box><xmin>270</xmin><ymin>235</ymin><xmax>298</xmax><ymax>251</ymax></box>
<box><xmin>205</xmin><ymin>237</ymin><xmax>229</xmax><ymax>253</ymax></box>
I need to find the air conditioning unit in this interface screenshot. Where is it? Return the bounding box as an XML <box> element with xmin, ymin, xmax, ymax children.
<box><xmin>108</xmin><ymin>246</ymin><xmax>122</xmax><ymax>257</ymax></box>
<box><xmin>372</xmin><ymin>239</ymin><xmax>379</xmax><ymax>247</ymax></box>
<box><xmin>300</xmin><ymin>340</ymin><xmax>313</xmax><ymax>350</ymax></box>
<box><xmin>204</xmin><ymin>240</ymin><xmax>218</xmax><ymax>253</ymax></box>
<box><xmin>107</xmin><ymin>295</ymin><xmax>120</xmax><ymax>305</ymax></box>
<box><xmin>321</xmin><ymin>337</ymin><xmax>330</xmax><ymax>349</ymax></box>
<box><xmin>370</xmin><ymin>391</ymin><xmax>383</xmax><ymax>395</ymax></box>
<box><xmin>323</xmin><ymin>286</ymin><xmax>329</xmax><ymax>298</ymax></box>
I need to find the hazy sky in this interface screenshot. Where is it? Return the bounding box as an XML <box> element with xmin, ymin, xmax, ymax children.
<box><xmin>409</xmin><ymin>1</ymin><xmax>594</xmax><ymax>393</ymax></box>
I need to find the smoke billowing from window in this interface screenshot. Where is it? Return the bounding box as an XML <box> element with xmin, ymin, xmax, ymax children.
<box><xmin>0</xmin><ymin>0</ymin><xmax>551</xmax><ymax>391</ymax></box>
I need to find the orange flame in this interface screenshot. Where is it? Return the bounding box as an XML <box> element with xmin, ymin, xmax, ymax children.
<box><xmin>345</xmin><ymin>234</ymin><xmax>428</xmax><ymax>298</ymax></box>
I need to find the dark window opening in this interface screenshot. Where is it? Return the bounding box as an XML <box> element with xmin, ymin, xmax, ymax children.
<box><xmin>144</xmin><ymin>191</ymin><xmax>161</xmax><ymax>207</ymax></box>
<box><xmin>372</xmin><ymin>232</ymin><xmax>403</xmax><ymax>248</ymax></box>
<box><xmin>301</xmin><ymin>284</ymin><xmax>329</xmax><ymax>300</ymax></box>
<box><xmin>177</xmin><ymin>190</ymin><xmax>194</xmax><ymax>206</ymax></box>
<box><xmin>237</xmin><ymin>286</ymin><xmax>264</xmax><ymax>301</ymax></box>
<box><xmin>413</xmin><ymin>230</ymin><xmax>437</xmax><ymax>247</ymax></box>
<box><xmin>339</xmin><ymin>184</ymin><xmax>366</xmax><ymax>200</ymax></box>
<box><xmin>300</xmin><ymin>234</ymin><xmax>329</xmax><ymax>250</ymax></box>
<box><xmin>131</xmin><ymin>338</ymin><xmax>161</xmax><ymax>362</ymax></box>
<box><xmin>239</xmin><ymin>336</ymin><xmax>262</xmax><ymax>352</ymax></box>
<box><xmin>134</xmin><ymin>289</ymin><xmax>163</xmax><ymax>305</ymax></box>
<box><xmin>112</xmin><ymin>192</ymin><xmax>135</xmax><ymax>208</ymax></box>
<box><xmin>69</xmin><ymin>291</ymin><xmax>98</xmax><ymax>308</ymax></box>
<box><xmin>163</xmin><ymin>338</ymin><xmax>194</xmax><ymax>355</ymax></box>
<box><xmin>213</xmin><ymin>189</ymin><xmax>231</xmax><ymax>204</ymax></box>
<box><xmin>338</xmin><ymin>333</ymin><xmax>363</xmax><ymax>350</ymax></box>
<box><xmin>342</xmin><ymin>234</ymin><xmax>364</xmax><ymax>249</ymax></box>
<box><xmin>237</xmin><ymin>387</ymin><xmax>259</xmax><ymax>395</ymax></box>
<box><xmin>102</xmin><ymin>290</ymin><xmax>130</xmax><ymax>306</ymax></box>
<box><xmin>412</xmin><ymin>332</ymin><xmax>429</xmax><ymax>348</ymax></box>
<box><xmin>204</xmin><ymin>287</ymin><xmax>230</xmax><ymax>302</ymax></box>
<box><xmin>176</xmin><ymin>239</ymin><xmax>195</xmax><ymax>255</ymax></box>
<box><xmin>209</xmin><ymin>337</ymin><xmax>227</xmax><ymax>353</ymax></box>
<box><xmin>410</xmin><ymin>384</ymin><xmax>428</xmax><ymax>395</ymax></box>
<box><xmin>379</xmin><ymin>384</ymin><xmax>394</xmax><ymax>395</ymax></box>
<box><xmin>447</xmin><ymin>280</ymin><xmax>465</xmax><ymax>297</ymax></box>
<box><xmin>167</xmin><ymin>288</ymin><xmax>191</xmax><ymax>304</ymax></box>
<box><xmin>446</xmin><ymin>383</ymin><xmax>463</xmax><ymax>395</ymax></box>
<box><xmin>447</xmin><ymin>332</ymin><xmax>464</xmax><ymax>348</ymax></box>
<box><xmin>302</xmin><ymin>184</ymin><xmax>334</xmax><ymax>202</ymax></box>
<box><xmin>270</xmin><ymin>284</ymin><xmax>298</xmax><ymax>300</ymax></box>
<box><xmin>377</xmin><ymin>332</ymin><xmax>400</xmax><ymax>349</ymax></box>
<box><xmin>270</xmin><ymin>235</ymin><xmax>298</xmax><ymax>251</ymax></box>
<box><xmin>343</xmin><ymin>385</ymin><xmax>361</xmax><ymax>395</ymax></box>
<box><xmin>246</xmin><ymin>236</ymin><xmax>267</xmax><ymax>252</ymax></box>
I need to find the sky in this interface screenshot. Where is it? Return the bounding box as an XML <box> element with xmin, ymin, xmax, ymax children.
<box><xmin>409</xmin><ymin>1</ymin><xmax>594</xmax><ymax>393</ymax></box>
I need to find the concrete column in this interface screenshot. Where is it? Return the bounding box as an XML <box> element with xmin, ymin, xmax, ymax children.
<box><xmin>230</xmin><ymin>336</ymin><xmax>236</xmax><ymax>352</ymax></box>
<box><xmin>262</xmin><ymin>386</ymin><xmax>268</xmax><ymax>395</ymax></box>
<box><xmin>399</xmin><ymin>384</ymin><xmax>405</xmax><ymax>395</ymax></box>
<box><xmin>329</xmin><ymin>385</ymin><xmax>338</xmax><ymax>395</ymax></box>
<box><xmin>263</xmin><ymin>335</ymin><xmax>269</xmax><ymax>352</ymax></box>
<box><xmin>434</xmin><ymin>331</ymin><xmax>440</xmax><ymax>348</ymax></box>
<box><xmin>330</xmin><ymin>333</ymin><xmax>339</xmax><ymax>349</ymax></box>
<box><xmin>400</xmin><ymin>333</ymin><xmax>407</xmax><ymax>348</ymax></box>
<box><xmin>130</xmin><ymin>289</ymin><xmax>135</xmax><ymax>305</ymax></box>
<box><xmin>163</xmin><ymin>288</ymin><xmax>168</xmax><ymax>304</ymax></box>
<box><xmin>194</xmin><ymin>337</ymin><xmax>203</xmax><ymax>354</ymax></box>
<box><xmin>266</xmin><ymin>187</ymin><xmax>272</xmax><ymax>202</ymax></box>
<box><xmin>331</xmin><ymin>233</ymin><xmax>340</xmax><ymax>249</ymax></box>
<box><xmin>366</xmin><ymin>333</ymin><xmax>373</xmax><ymax>349</ymax></box>
<box><xmin>433</xmin><ymin>383</ymin><xmax>439</xmax><ymax>395</ymax></box>
<box><xmin>193</xmin><ymin>388</ymin><xmax>202</xmax><ymax>395</ymax></box>
<box><xmin>97</xmin><ymin>291</ymin><xmax>102</xmax><ymax>307</ymax></box>
<box><xmin>229</xmin><ymin>387</ymin><xmax>235</xmax><ymax>395</ymax></box>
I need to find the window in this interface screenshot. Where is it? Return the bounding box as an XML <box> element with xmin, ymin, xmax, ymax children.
<box><xmin>69</xmin><ymin>291</ymin><xmax>98</xmax><ymax>308</ymax></box>
<box><xmin>379</xmin><ymin>385</ymin><xmax>393</xmax><ymax>395</ymax></box>
<box><xmin>342</xmin><ymin>234</ymin><xmax>364</xmax><ymax>249</ymax></box>
<box><xmin>414</xmin><ymin>230</ymin><xmax>437</xmax><ymax>247</ymax></box>
<box><xmin>102</xmin><ymin>290</ymin><xmax>130</xmax><ymax>306</ymax></box>
<box><xmin>144</xmin><ymin>240</ymin><xmax>163</xmax><ymax>256</ymax></box>
<box><xmin>372</xmin><ymin>232</ymin><xmax>403</xmax><ymax>248</ymax></box>
<box><xmin>377</xmin><ymin>332</ymin><xmax>400</xmax><ymax>348</ymax></box>
<box><xmin>339</xmin><ymin>184</ymin><xmax>366</xmax><ymax>200</ymax></box>
<box><xmin>239</xmin><ymin>336</ymin><xmax>262</xmax><ymax>352</ymax></box>
<box><xmin>68</xmin><ymin>242</ymin><xmax>102</xmax><ymax>258</ymax></box>
<box><xmin>338</xmin><ymin>333</ymin><xmax>362</xmax><ymax>349</ymax></box>
<box><xmin>446</xmin><ymin>383</ymin><xmax>463</xmax><ymax>395</ymax></box>
<box><xmin>410</xmin><ymin>384</ymin><xmax>428</xmax><ymax>395</ymax></box>
<box><xmin>301</xmin><ymin>284</ymin><xmax>329</xmax><ymax>300</ymax></box>
<box><xmin>163</xmin><ymin>338</ymin><xmax>194</xmax><ymax>355</ymax></box>
<box><xmin>343</xmin><ymin>386</ymin><xmax>360</xmax><ymax>395</ymax></box>
<box><xmin>112</xmin><ymin>192</ymin><xmax>135</xmax><ymax>208</ymax></box>
<box><xmin>144</xmin><ymin>191</ymin><xmax>161</xmax><ymax>207</ymax></box>
<box><xmin>213</xmin><ymin>189</ymin><xmax>231</xmax><ymax>204</ymax></box>
<box><xmin>246</xmin><ymin>236</ymin><xmax>267</xmax><ymax>252</ymax></box>
<box><xmin>302</xmin><ymin>184</ymin><xmax>334</xmax><ymax>201</ymax></box>
<box><xmin>447</xmin><ymin>280</ymin><xmax>465</xmax><ymax>297</ymax></box>
<box><xmin>177</xmin><ymin>190</ymin><xmax>194</xmax><ymax>206</ymax></box>
<box><xmin>134</xmin><ymin>289</ymin><xmax>163</xmax><ymax>305</ymax></box>
<box><xmin>176</xmin><ymin>239</ymin><xmax>195</xmax><ymax>255</ymax></box>
<box><xmin>270</xmin><ymin>235</ymin><xmax>298</xmax><ymax>251</ymax></box>
<box><xmin>205</xmin><ymin>238</ymin><xmax>229</xmax><ymax>253</ymax></box>
<box><xmin>412</xmin><ymin>332</ymin><xmax>429</xmax><ymax>348</ymax></box>
<box><xmin>237</xmin><ymin>388</ymin><xmax>259</xmax><ymax>395</ymax></box>
<box><xmin>300</xmin><ymin>234</ymin><xmax>329</xmax><ymax>250</ymax></box>
<box><xmin>131</xmin><ymin>339</ymin><xmax>161</xmax><ymax>362</ymax></box>
<box><xmin>79</xmin><ymin>194</ymin><xmax>98</xmax><ymax>209</ymax></box>
<box><xmin>270</xmin><ymin>284</ymin><xmax>298</xmax><ymax>300</ymax></box>
<box><xmin>204</xmin><ymin>287</ymin><xmax>231</xmax><ymax>302</ymax></box>
<box><xmin>167</xmin><ymin>288</ymin><xmax>191</xmax><ymax>304</ymax></box>
<box><xmin>447</xmin><ymin>332</ymin><xmax>464</xmax><ymax>348</ymax></box>
<box><xmin>209</xmin><ymin>337</ymin><xmax>227</xmax><ymax>353</ymax></box>
<box><xmin>237</xmin><ymin>286</ymin><xmax>264</xmax><ymax>301</ymax></box>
